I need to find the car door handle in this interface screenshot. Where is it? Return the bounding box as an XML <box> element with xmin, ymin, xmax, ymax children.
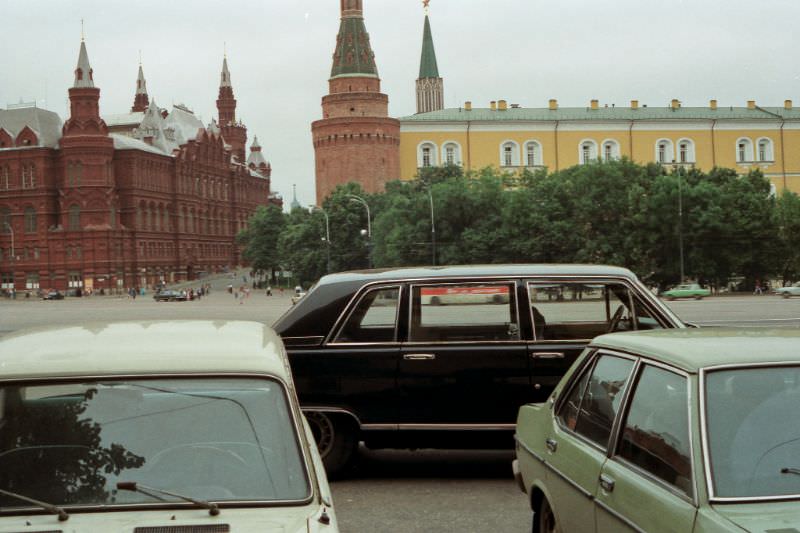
<box><xmin>403</xmin><ymin>353</ymin><xmax>436</xmax><ymax>361</ymax></box>
<box><xmin>599</xmin><ymin>474</ymin><xmax>615</xmax><ymax>492</ymax></box>
<box><xmin>531</xmin><ymin>352</ymin><xmax>565</xmax><ymax>360</ymax></box>
<box><xmin>545</xmin><ymin>438</ymin><xmax>558</xmax><ymax>453</ymax></box>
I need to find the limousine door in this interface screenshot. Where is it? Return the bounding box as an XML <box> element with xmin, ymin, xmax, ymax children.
<box><xmin>526</xmin><ymin>280</ymin><xmax>641</xmax><ymax>402</ymax></box>
<box><xmin>396</xmin><ymin>281</ymin><xmax>530</xmax><ymax>425</ymax></box>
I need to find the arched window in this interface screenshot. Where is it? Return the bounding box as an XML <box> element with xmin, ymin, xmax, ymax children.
<box><xmin>500</xmin><ymin>141</ymin><xmax>520</xmax><ymax>167</ymax></box>
<box><xmin>677</xmin><ymin>139</ymin><xmax>695</xmax><ymax>164</ymax></box>
<box><xmin>418</xmin><ymin>142</ymin><xmax>438</xmax><ymax>168</ymax></box>
<box><xmin>442</xmin><ymin>142</ymin><xmax>461</xmax><ymax>166</ymax></box>
<box><xmin>736</xmin><ymin>138</ymin><xmax>754</xmax><ymax>163</ymax></box>
<box><xmin>525</xmin><ymin>141</ymin><xmax>543</xmax><ymax>167</ymax></box>
<box><xmin>579</xmin><ymin>140</ymin><xmax>598</xmax><ymax>165</ymax></box>
<box><xmin>28</xmin><ymin>164</ymin><xmax>35</xmax><ymax>188</ymax></box>
<box><xmin>601</xmin><ymin>140</ymin><xmax>620</xmax><ymax>161</ymax></box>
<box><xmin>68</xmin><ymin>204</ymin><xmax>81</xmax><ymax>231</ymax></box>
<box><xmin>110</xmin><ymin>205</ymin><xmax>116</xmax><ymax>229</ymax></box>
<box><xmin>24</xmin><ymin>207</ymin><xmax>36</xmax><ymax>233</ymax></box>
<box><xmin>757</xmin><ymin>138</ymin><xmax>774</xmax><ymax>162</ymax></box>
<box><xmin>0</xmin><ymin>207</ymin><xmax>11</xmax><ymax>233</ymax></box>
<box><xmin>0</xmin><ymin>166</ymin><xmax>8</xmax><ymax>190</ymax></box>
<box><xmin>655</xmin><ymin>139</ymin><xmax>675</xmax><ymax>164</ymax></box>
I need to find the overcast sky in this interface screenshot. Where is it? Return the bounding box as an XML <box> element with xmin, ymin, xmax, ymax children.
<box><xmin>2</xmin><ymin>0</ymin><xmax>799</xmax><ymax>207</ymax></box>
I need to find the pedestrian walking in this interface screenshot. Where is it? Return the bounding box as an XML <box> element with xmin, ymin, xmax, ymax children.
<box><xmin>266</xmin><ymin>285</ymin><xmax>272</xmax><ymax>296</ymax></box>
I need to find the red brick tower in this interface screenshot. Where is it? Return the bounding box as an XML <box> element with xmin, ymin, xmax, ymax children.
<box><xmin>61</xmin><ymin>38</ymin><xmax>115</xmax><ymax>216</ymax></box>
<box><xmin>59</xmin><ymin>37</ymin><xmax>117</xmax><ymax>288</ymax></box>
<box><xmin>216</xmin><ymin>56</ymin><xmax>247</xmax><ymax>163</ymax></box>
<box><xmin>312</xmin><ymin>0</ymin><xmax>400</xmax><ymax>202</ymax></box>
<box><xmin>131</xmin><ymin>62</ymin><xmax>149</xmax><ymax>112</ymax></box>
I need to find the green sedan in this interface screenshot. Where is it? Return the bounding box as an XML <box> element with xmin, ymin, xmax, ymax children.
<box><xmin>514</xmin><ymin>328</ymin><xmax>800</xmax><ymax>532</ymax></box>
<box><xmin>662</xmin><ymin>283</ymin><xmax>711</xmax><ymax>300</ymax></box>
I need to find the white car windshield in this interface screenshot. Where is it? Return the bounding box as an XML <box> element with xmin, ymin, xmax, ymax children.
<box><xmin>705</xmin><ymin>366</ymin><xmax>800</xmax><ymax>499</ymax></box>
<box><xmin>0</xmin><ymin>378</ymin><xmax>310</xmax><ymax>510</ymax></box>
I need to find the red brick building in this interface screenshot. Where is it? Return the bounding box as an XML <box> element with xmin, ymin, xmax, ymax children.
<box><xmin>312</xmin><ymin>0</ymin><xmax>400</xmax><ymax>201</ymax></box>
<box><xmin>0</xmin><ymin>39</ymin><xmax>280</xmax><ymax>294</ymax></box>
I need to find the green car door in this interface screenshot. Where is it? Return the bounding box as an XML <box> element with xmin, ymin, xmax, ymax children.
<box><xmin>542</xmin><ymin>352</ymin><xmax>637</xmax><ymax>531</ymax></box>
<box><xmin>595</xmin><ymin>363</ymin><xmax>697</xmax><ymax>532</ymax></box>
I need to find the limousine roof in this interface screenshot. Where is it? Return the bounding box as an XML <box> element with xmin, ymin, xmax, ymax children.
<box><xmin>273</xmin><ymin>264</ymin><xmax>646</xmax><ymax>340</ymax></box>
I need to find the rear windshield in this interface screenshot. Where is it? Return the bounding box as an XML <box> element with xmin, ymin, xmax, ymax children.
<box><xmin>705</xmin><ymin>366</ymin><xmax>800</xmax><ymax>498</ymax></box>
<box><xmin>0</xmin><ymin>378</ymin><xmax>310</xmax><ymax>510</ymax></box>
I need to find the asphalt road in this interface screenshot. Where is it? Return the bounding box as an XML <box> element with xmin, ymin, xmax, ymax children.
<box><xmin>1</xmin><ymin>279</ymin><xmax>798</xmax><ymax>532</ymax></box>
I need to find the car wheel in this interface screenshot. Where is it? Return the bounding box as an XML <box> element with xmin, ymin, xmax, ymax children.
<box><xmin>694</xmin><ymin>295</ymin><xmax>703</xmax><ymax>300</ymax></box>
<box><xmin>430</xmin><ymin>296</ymin><xmax>441</xmax><ymax>306</ymax></box>
<box><xmin>783</xmin><ymin>293</ymin><xmax>791</xmax><ymax>299</ymax></box>
<box><xmin>668</xmin><ymin>296</ymin><xmax>675</xmax><ymax>301</ymax></box>
<box><xmin>306</xmin><ymin>411</ymin><xmax>358</xmax><ymax>478</ymax></box>
<box><xmin>535</xmin><ymin>497</ymin><xmax>561</xmax><ymax>533</ymax></box>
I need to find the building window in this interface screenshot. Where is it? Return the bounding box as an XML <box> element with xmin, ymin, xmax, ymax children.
<box><xmin>736</xmin><ymin>138</ymin><xmax>755</xmax><ymax>163</ymax></box>
<box><xmin>24</xmin><ymin>207</ymin><xmax>36</xmax><ymax>233</ymax></box>
<box><xmin>655</xmin><ymin>139</ymin><xmax>674</xmax><ymax>164</ymax></box>
<box><xmin>1</xmin><ymin>272</ymin><xmax>14</xmax><ymax>289</ymax></box>
<box><xmin>579</xmin><ymin>140</ymin><xmax>597</xmax><ymax>165</ymax></box>
<box><xmin>677</xmin><ymin>139</ymin><xmax>695</xmax><ymax>164</ymax></box>
<box><xmin>0</xmin><ymin>166</ymin><xmax>8</xmax><ymax>190</ymax></box>
<box><xmin>68</xmin><ymin>204</ymin><xmax>81</xmax><ymax>231</ymax></box>
<box><xmin>501</xmin><ymin>141</ymin><xmax>519</xmax><ymax>167</ymax></box>
<box><xmin>418</xmin><ymin>142</ymin><xmax>437</xmax><ymax>168</ymax></box>
<box><xmin>757</xmin><ymin>138</ymin><xmax>774</xmax><ymax>162</ymax></box>
<box><xmin>0</xmin><ymin>207</ymin><xmax>10</xmax><ymax>233</ymax></box>
<box><xmin>444</xmin><ymin>143</ymin><xmax>457</xmax><ymax>165</ymax></box>
<box><xmin>525</xmin><ymin>141</ymin><xmax>542</xmax><ymax>167</ymax></box>
<box><xmin>602</xmin><ymin>140</ymin><xmax>620</xmax><ymax>162</ymax></box>
<box><xmin>25</xmin><ymin>272</ymin><xmax>39</xmax><ymax>290</ymax></box>
<box><xmin>68</xmin><ymin>272</ymin><xmax>83</xmax><ymax>288</ymax></box>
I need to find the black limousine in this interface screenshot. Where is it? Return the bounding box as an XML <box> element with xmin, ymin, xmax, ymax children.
<box><xmin>273</xmin><ymin>265</ymin><xmax>686</xmax><ymax>474</ymax></box>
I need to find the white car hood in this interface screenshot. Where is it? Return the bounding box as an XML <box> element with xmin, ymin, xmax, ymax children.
<box><xmin>0</xmin><ymin>504</ymin><xmax>337</xmax><ymax>533</ymax></box>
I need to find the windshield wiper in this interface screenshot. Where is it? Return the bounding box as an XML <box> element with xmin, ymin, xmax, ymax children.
<box><xmin>0</xmin><ymin>488</ymin><xmax>68</xmax><ymax>521</ymax></box>
<box><xmin>781</xmin><ymin>467</ymin><xmax>800</xmax><ymax>476</ymax></box>
<box><xmin>116</xmin><ymin>481</ymin><xmax>220</xmax><ymax>516</ymax></box>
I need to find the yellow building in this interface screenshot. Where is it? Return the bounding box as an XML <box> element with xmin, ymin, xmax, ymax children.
<box><xmin>399</xmin><ymin>97</ymin><xmax>800</xmax><ymax>194</ymax></box>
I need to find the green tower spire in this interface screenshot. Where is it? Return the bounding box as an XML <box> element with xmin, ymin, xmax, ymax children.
<box><xmin>418</xmin><ymin>14</ymin><xmax>439</xmax><ymax>79</ymax></box>
<box><xmin>330</xmin><ymin>2</ymin><xmax>378</xmax><ymax>79</ymax></box>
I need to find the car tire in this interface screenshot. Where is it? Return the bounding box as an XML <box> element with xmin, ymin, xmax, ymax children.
<box><xmin>306</xmin><ymin>411</ymin><xmax>358</xmax><ymax>478</ymax></box>
<box><xmin>430</xmin><ymin>296</ymin><xmax>441</xmax><ymax>306</ymax></box>
<box><xmin>694</xmin><ymin>295</ymin><xmax>703</xmax><ymax>300</ymax></box>
<box><xmin>535</xmin><ymin>497</ymin><xmax>561</xmax><ymax>533</ymax></box>
<box><xmin>783</xmin><ymin>293</ymin><xmax>791</xmax><ymax>299</ymax></box>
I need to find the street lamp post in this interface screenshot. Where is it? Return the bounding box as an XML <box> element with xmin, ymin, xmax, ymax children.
<box><xmin>428</xmin><ymin>187</ymin><xmax>436</xmax><ymax>266</ymax></box>
<box><xmin>347</xmin><ymin>194</ymin><xmax>372</xmax><ymax>268</ymax></box>
<box><xmin>673</xmin><ymin>162</ymin><xmax>685</xmax><ymax>283</ymax></box>
<box><xmin>310</xmin><ymin>206</ymin><xmax>331</xmax><ymax>274</ymax></box>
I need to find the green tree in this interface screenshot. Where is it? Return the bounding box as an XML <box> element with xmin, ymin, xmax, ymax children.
<box><xmin>236</xmin><ymin>205</ymin><xmax>285</xmax><ymax>280</ymax></box>
<box><xmin>775</xmin><ymin>190</ymin><xmax>800</xmax><ymax>283</ymax></box>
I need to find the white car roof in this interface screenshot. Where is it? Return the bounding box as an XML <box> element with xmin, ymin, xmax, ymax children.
<box><xmin>0</xmin><ymin>320</ymin><xmax>291</xmax><ymax>382</ymax></box>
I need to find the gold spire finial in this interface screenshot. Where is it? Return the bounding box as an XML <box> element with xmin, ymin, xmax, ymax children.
<box><xmin>81</xmin><ymin>18</ymin><xmax>85</xmax><ymax>41</ymax></box>
<box><xmin>223</xmin><ymin>41</ymin><xmax>227</xmax><ymax>58</ymax></box>
<box><xmin>138</xmin><ymin>49</ymin><xmax>142</xmax><ymax>65</ymax></box>
<box><xmin>423</xmin><ymin>0</ymin><xmax>430</xmax><ymax>14</ymax></box>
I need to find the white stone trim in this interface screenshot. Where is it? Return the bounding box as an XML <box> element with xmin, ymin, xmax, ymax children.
<box><xmin>578</xmin><ymin>139</ymin><xmax>598</xmax><ymax>164</ymax></box>
<box><xmin>441</xmin><ymin>140</ymin><xmax>463</xmax><ymax>166</ymax></box>
<box><xmin>499</xmin><ymin>140</ymin><xmax>521</xmax><ymax>167</ymax></box>
<box><xmin>523</xmin><ymin>139</ymin><xmax>544</xmax><ymax>167</ymax></box>
<box><xmin>417</xmin><ymin>140</ymin><xmax>439</xmax><ymax>168</ymax></box>
<box><xmin>755</xmin><ymin>136</ymin><xmax>775</xmax><ymax>162</ymax></box>
<box><xmin>676</xmin><ymin>137</ymin><xmax>696</xmax><ymax>164</ymax></box>
<box><xmin>600</xmin><ymin>138</ymin><xmax>621</xmax><ymax>160</ymax></box>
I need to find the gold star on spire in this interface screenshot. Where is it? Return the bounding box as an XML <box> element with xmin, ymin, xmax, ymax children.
<box><xmin>423</xmin><ymin>0</ymin><xmax>430</xmax><ymax>14</ymax></box>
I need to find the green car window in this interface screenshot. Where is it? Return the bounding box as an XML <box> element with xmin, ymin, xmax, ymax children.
<box><xmin>617</xmin><ymin>365</ymin><xmax>692</xmax><ymax>497</ymax></box>
<box><xmin>706</xmin><ymin>365</ymin><xmax>800</xmax><ymax>498</ymax></box>
<box><xmin>559</xmin><ymin>354</ymin><xmax>635</xmax><ymax>449</ymax></box>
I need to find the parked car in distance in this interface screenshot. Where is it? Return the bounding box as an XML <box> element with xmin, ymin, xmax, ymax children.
<box><xmin>42</xmin><ymin>290</ymin><xmax>64</xmax><ymax>300</ymax></box>
<box><xmin>514</xmin><ymin>327</ymin><xmax>800</xmax><ymax>533</ymax></box>
<box><xmin>0</xmin><ymin>321</ymin><xmax>338</xmax><ymax>532</ymax></box>
<box><xmin>662</xmin><ymin>283</ymin><xmax>711</xmax><ymax>300</ymax></box>
<box><xmin>291</xmin><ymin>290</ymin><xmax>308</xmax><ymax>305</ymax></box>
<box><xmin>774</xmin><ymin>281</ymin><xmax>800</xmax><ymax>298</ymax></box>
<box><xmin>273</xmin><ymin>265</ymin><xmax>686</xmax><ymax>475</ymax></box>
<box><xmin>153</xmin><ymin>289</ymin><xmax>187</xmax><ymax>302</ymax></box>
